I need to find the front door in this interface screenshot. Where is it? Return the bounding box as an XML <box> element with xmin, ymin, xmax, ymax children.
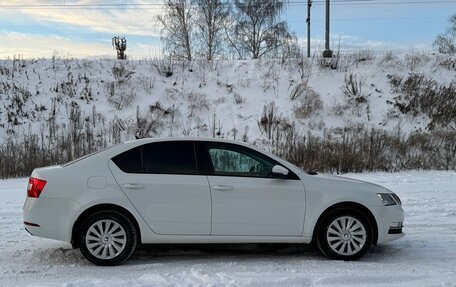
<box><xmin>201</xmin><ymin>142</ymin><xmax>306</xmax><ymax>236</ymax></box>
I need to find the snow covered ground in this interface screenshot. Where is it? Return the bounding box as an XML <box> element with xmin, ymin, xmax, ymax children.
<box><xmin>0</xmin><ymin>171</ymin><xmax>455</xmax><ymax>286</ymax></box>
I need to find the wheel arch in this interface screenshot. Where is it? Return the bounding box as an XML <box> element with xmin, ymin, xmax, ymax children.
<box><xmin>312</xmin><ymin>201</ymin><xmax>378</xmax><ymax>246</ymax></box>
<box><xmin>71</xmin><ymin>203</ymin><xmax>142</xmax><ymax>247</ymax></box>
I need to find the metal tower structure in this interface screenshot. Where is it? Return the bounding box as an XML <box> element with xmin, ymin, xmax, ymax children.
<box><xmin>112</xmin><ymin>36</ymin><xmax>127</xmax><ymax>60</ymax></box>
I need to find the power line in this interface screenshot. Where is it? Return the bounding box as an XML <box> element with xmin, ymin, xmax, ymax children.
<box><xmin>288</xmin><ymin>16</ymin><xmax>449</xmax><ymax>22</ymax></box>
<box><xmin>0</xmin><ymin>1</ymin><xmax>448</xmax><ymax>24</ymax></box>
<box><xmin>0</xmin><ymin>3</ymin><xmax>162</xmax><ymax>10</ymax></box>
<box><xmin>312</xmin><ymin>0</ymin><xmax>456</xmax><ymax>5</ymax></box>
<box><xmin>1</xmin><ymin>0</ymin><xmax>456</xmax><ymax>9</ymax></box>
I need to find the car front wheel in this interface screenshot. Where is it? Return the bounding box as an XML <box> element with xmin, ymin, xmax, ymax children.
<box><xmin>318</xmin><ymin>209</ymin><xmax>373</xmax><ymax>261</ymax></box>
<box><xmin>78</xmin><ymin>211</ymin><xmax>137</xmax><ymax>266</ymax></box>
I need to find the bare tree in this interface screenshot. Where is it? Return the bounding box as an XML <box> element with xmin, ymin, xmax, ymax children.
<box><xmin>434</xmin><ymin>14</ymin><xmax>456</xmax><ymax>54</ymax></box>
<box><xmin>194</xmin><ymin>0</ymin><xmax>231</xmax><ymax>60</ymax></box>
<box><xmin>229</xmin><ymin>0</ymin><xmax>294</xmax><ymax>59</ymax></box>
<box><xmin>158</xmin><ymin>0</ymin><xmax>194</xmax><ymax>60</ymax></box>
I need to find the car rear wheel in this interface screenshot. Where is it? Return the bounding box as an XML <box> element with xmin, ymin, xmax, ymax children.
<box><xmin>317</xmin><ymin>209</ymin><xmax>372</xmax><ymax>261</ymax></box>
<box><xmin>78</xmin><ymin>211</ymin><xmax>137</xmax><ymax>266</ymax></box>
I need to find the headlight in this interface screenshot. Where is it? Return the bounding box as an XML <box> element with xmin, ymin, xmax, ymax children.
<box><xmin>377</xmin><ymin>193</ymin><xmax>398</xmax><ymax>206</ymax></box>
<box><xmin>391</xmin><ymin>193</ymin><xmax>402</xmax><ymax>205</ymax></box>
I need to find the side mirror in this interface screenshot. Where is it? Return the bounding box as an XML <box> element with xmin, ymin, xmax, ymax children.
<box><xmin>272</xmin><ymin>165</ymin><xmax>289</xmax><ymax>178</ymax></box>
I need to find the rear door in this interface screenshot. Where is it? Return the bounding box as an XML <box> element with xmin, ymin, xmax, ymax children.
<box><xmin>108</xmin><ymin>141</ymin><xmax>211</xmax><ymax>235</ymax></box>
<box><xmin>198</xmin><ymin>142</ymin><xmax>306</xmax><ymax>236</ymax></box>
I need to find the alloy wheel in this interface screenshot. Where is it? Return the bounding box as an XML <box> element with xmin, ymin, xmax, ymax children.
<box><xmin>326</xmin><ymin>216</ymin><xmax>367</xmax><ymax>256</ymax></box>
<box><xmin>85</xmin><ymin>219</ymin><xmax>127</xmax><ymax>260</ymax></box>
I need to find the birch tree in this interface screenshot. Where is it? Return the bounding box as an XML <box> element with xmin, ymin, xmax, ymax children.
<box><xmin>434</xmin><ymin>14</ymin><xmax>456</xmax><ymax>54</ymax></box>
<box><xmin>230</xmin><ymin>0</ymin><xmax>294</xmax><ymax>59</ymax></box>
<box><xmin>158</xmin><ymin>0</ymin><xmax>194</xmax><ymax>60</ymax></box>
<box><xmin>194</xmin><ymin>0</ymin><xmax>231</xmax><ymax>60</ymax></box>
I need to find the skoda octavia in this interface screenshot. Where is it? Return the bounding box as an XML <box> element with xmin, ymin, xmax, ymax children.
<box><xmin>23</xmin><ymin>138</ymin><xmax>404</xmax><ymax>265</ymax></box>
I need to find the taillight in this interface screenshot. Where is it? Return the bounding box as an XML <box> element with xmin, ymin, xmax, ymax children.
<box><xmin>27</xmin><ymin>177</ymin><xmax>47</xmax><ymax>198</ymax></box>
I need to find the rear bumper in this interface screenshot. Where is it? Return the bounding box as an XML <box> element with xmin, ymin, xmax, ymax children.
<box><xmin>23</xmin><ymin>197</ymin><xmax>81</xmax><ymax>242</ymax></box>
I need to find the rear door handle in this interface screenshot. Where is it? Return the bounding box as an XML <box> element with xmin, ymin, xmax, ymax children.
<box><xmin>212</xmin><ymin>185</ymin><xmax>233</xmax><ymax>191</ymax></box>
<box><xmin>123</xmin><ymin>183</ymin><xmax>145</xmax><ymax>189</ymax></box>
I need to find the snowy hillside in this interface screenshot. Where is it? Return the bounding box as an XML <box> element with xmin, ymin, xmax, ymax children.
<box><xmin>1</xmin><ymin>52</ymin><xmax>455</xmax><ymax>177</ymax></box>
<box><xmin>1</xmin><ymin>171</ymin><xmax>455</xmax><ymax>286</ymax></box>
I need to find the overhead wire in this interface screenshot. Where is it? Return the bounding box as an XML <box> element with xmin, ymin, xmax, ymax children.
<box><xmin>0</xmin><ymin>0</ymin><xmax>456</xmax><ymax>9</ymax></box>
<box><xmin>0</xmin><ymin>1</ymin><xmax>451</xmax><ymax>24</ymax></box>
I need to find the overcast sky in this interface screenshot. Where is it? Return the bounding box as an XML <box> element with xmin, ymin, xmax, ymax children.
<box><xmin>0</xmin><ymin>0</ymin><xmax>454</xmax><ymax>59</ymax></box>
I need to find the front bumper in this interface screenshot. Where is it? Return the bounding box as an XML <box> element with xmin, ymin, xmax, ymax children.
<box><xmin>369</xmin><ymin>204</ymin><xmax>405</xmax><ymax>244</ymax></box>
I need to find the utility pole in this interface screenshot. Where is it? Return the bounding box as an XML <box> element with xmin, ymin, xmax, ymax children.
<box><xmin>323</xmin><ymin>0</ymin><xmax>333</xmax><ymax>58</ymax></box>
<box><xmin>307</xmin><ymin>0</ymin><xmax>312</xmax><ymax>58</ymax></box>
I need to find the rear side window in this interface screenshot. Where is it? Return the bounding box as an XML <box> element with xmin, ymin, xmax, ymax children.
<box><xmin>143</xmin><ymin>141</ymin><xmax>197</xmax><ymax>174</ymax></box>
<box><xmin>112</xmin><ymin>146</ymin><xmax>142</xmax><ymax>173</ymax></box>
<box><xmin>112</xmin><ymin>141</ymin><xmax>198</xmax><ymax>174</ymax></box>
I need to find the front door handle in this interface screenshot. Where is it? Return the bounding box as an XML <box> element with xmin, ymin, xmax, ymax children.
<box><xmin>212</xmin><ymin>185</ymin><xmax>233</xmax><ymax>191</ymax></box>
<box><xmin>123</xmin><ymin>183</ymin><xmax>145</xmax><ymax>189</ymax></box>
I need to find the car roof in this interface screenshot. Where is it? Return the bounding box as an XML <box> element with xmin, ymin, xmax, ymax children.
<box><xmin>125</xmin><ymin>137</ymin><xmax>251</xmax><ymax>146</ymax></box>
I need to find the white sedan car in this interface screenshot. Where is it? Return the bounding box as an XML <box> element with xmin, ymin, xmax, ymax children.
<box><xmin>23</xmin><ymin>138</ymin><xmax>404</xmax><ymax>265</ymax></box>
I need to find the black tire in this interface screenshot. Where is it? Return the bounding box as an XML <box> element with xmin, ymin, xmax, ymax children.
<box><xmin>78</xmin><ymin>211</ymin><xmax>137</xmax><ymax>266</ymax></box>
<box><xmin>317</xmin><ymin>208</ymin><xmax>373</xmax><ymax>261</ymax></box>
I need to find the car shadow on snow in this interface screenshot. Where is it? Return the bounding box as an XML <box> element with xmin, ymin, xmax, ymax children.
<box><xmin>129</xmin><ymin>243</ymin><xmax>319</xmax><ymax>263</ymax></box>
<box><xmin>21</xmin><ymin>242</ymin><xmax>406</xmax><ymax>266</ymax></box>
<box><xmin>365</xmin><ymin>241</ymin><xmax>409</xmax><ymax>261</ymax></box>
<box><xmin>126</xmin><ymin>243</ymin><xmax>405</xmax><ymax>265</ymax></box>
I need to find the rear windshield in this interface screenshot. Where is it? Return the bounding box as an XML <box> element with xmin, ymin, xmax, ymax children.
<box><xmin>62</xmin><ymin>144</ymin><xmax>122</xmax><ymax>167</ymax></box>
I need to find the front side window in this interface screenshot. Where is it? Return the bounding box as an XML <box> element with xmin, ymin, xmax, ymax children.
<box><xmin>207</xmin><ymin>147</ymin><xmax>274</xmax><ymax>177</ymax></box>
